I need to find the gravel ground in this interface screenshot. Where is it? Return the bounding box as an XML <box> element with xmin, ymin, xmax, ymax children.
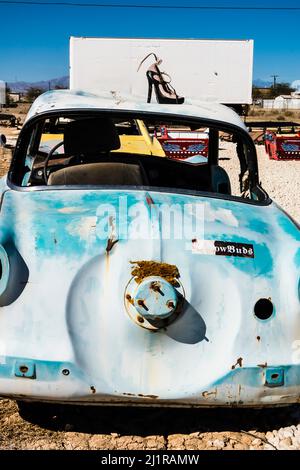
<box><xmin>0</xmin><ymin>120</ymin><xmax>299</xmax><ymax>450</ymax></box>
<box><xmin>1</xmin><ymin>400</ymin><xmax>300</xmax><ymax>450</ymax></box>
<box><xmin>220</xmin><ymin>142</ymin><xmax>300</xmax><ymax>223</ymax></box>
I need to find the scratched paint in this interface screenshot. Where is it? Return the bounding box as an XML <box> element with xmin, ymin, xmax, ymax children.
<box><xmin>0</xmin><ymin>183</ymin><xmax>299</xmax><ymax>405</ymax></box>
<box><xmin>25</xmin><ymin>89</ymin><xmax>248</xmax><ymax>132</ymax></box>
<box><xmin>0</xmin><ymin>91</ymin><xmax>299</xmax><ymax>406</ymax></box>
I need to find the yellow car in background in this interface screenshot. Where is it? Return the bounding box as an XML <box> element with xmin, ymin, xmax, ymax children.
<box><xmin>39</xmin><ymin>119</ymin><xmax>165</xmax><ymax>157</ymax></box>
<box><xmin>116</xmin><ymin>119</ymin><xmax>165</xmax><ymax>156</ymax></box>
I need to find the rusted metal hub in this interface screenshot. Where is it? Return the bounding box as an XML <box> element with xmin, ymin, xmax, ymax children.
<box><xmin>124</xmin><ymin>273</ymin><xmax>185</xmax><ymax>331</ymax></box>
<box><xmin>133</xmin><ymin>276</ymin><xmax>178</xmax><ymax>320</ymax></box>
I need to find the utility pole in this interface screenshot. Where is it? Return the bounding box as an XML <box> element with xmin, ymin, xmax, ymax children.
<box><xmin>271</xmin><ymin>74</ymin><xmax>279</xmax><ymax>90</ymax></box>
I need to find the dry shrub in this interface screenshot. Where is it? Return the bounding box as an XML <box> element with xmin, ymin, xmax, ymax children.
<box><xmin>284</xmin><ymin>110</ymin><xmax>294</xmax><ymax>117</ymax></box>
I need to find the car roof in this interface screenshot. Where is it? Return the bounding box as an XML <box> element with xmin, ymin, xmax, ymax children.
<box><xmin>26</xmin><ymin>89</ymin><xmax>247</xmax><ymax>131</ymax></box>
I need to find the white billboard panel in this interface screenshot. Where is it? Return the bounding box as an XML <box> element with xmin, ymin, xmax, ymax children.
<box><xmin>70</xmin><ymin>37</ymin><xmax>253</xmax><ymax>105</ymax></box>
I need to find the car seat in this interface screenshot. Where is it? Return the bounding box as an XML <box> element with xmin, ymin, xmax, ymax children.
<box><xmin>210</xmin><ymin>165</ymin><xmax>231</xmax><ymax>195</ymax></box>
<box><xmin>48</xmin><ymin>118</ymin><xmax>145</xmax><ymax>186</ymax></box>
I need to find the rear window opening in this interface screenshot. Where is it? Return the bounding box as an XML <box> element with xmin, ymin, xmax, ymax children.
<box><xmin>10</xmin><ymin>111</ymin><xmax>267</xmax><ymax>203</ymax></box>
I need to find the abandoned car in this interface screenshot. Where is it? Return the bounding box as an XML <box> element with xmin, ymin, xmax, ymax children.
<box><xmin>0</xmin><ymin>89</ymin><xmax>299</xmax><ymax>408</ymax></box>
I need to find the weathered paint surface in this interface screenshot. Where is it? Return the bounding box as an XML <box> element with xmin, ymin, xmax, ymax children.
<box><xmin>25</xmin><ymin>89</ymin><xmax>248</xmax><ymax>131</ymax></box>
<box><xmin>0</xmin><ymin>175</ymin><xmax>299</xmax><ymax>406</ymax></box>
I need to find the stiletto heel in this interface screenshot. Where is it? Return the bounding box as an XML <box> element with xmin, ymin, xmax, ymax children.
<box><xmin>138</xmin><ymin>53</ymin><xmax>184</xmax><ymax>105</ymax></box>
<box><xmin>147</xmin><ymin>72</ymin><xmax>153</xmax><ymax>103</ymax></box>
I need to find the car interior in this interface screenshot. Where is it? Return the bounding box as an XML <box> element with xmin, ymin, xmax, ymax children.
<box><xmin>16</xmin><ymin>114</ymin><xmax>255</xmax><ymax>199</ymax></box>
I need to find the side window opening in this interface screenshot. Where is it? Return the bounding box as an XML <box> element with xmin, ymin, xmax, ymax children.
<box><xmin>218</xmin><ymin>133</ymin><xmax>248</xmax><ymax>198</ymax></box>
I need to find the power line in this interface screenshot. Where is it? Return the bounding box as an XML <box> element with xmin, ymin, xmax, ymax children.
<box><xmin>0</xmin><ymin>1</ymin><xmax>300</xmax><ymax>10</ymax></box>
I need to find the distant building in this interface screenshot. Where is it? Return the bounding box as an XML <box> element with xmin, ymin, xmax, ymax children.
<box><xmin>8</xmin><ymin>92</ymin><xmax>20</xmax><ymax>103</ymax></box>
<box><xmin>263</xmin><ymin>92</ymin><xmax>300</xmax><ymax>110</ymax></box>
<box><xmin>274</xmin><ymin>92</ymin><xmax>300</xmax><ymax>109</ymax></box>
<box><xmin>0</xmin><ymin>80</ymin><xmax>6</xmax><ymax>106</ymax></box>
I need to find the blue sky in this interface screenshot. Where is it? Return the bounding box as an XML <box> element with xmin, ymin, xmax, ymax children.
<box><xmin>0</xmin><ymin>0</ymin><xmax>300</xmax><ymax>83</ymax></box>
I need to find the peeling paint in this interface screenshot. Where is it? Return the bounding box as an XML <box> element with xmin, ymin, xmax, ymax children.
<box><xmin>258</xmin><ymin>362</ymin><xmax>268</xmax><ymax>369</ymax></box>
<box><xmin>231</xmin><ymin>357</ymin><xmax>243</xmax><ymax>370</ymax></box>
<box><xmin>0</xmin><ymin>91</ymin><xmax>299</xmax><ymax>406</ymax></box>
<box><xmin>106</xmin><ymin>238</ymin><xmax>119</xmax><ymax>253</ymax></box>
<box><xmin>25</xmin><ymin>89</ymin><xmax>248</xmax><ymax>132</ymax></box>
<box><xmin>137</xmin><ymin>394</ymin><xmax>159</xmax><ymax>399</ymax></box>
<box><xmin>202</xmin><ymin>390</ymin><xmax>217</xmax><ymax>398</ymax></box>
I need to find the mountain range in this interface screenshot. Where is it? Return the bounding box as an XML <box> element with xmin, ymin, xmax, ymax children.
<box><xmin>252</xmin><ymin>79</ymin><xmax>273</xmax><ymax>88</ymax></box>
<box><xmin>8</xmin><ymin>76</ymin><xmax>69</xmax><ymax>93</ymax></box>
<box><xmin>7</xmin><ymin>76</ymin><xmax>285</xmax><ymax>93</ymax></box>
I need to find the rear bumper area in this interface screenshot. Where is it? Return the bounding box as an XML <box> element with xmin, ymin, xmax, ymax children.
<box><xmin>1</xmin><ymin>356</ymin><xmax>300</xmax><ymax>407</ymax></box>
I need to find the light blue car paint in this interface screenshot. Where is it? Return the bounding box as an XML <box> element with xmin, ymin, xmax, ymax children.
<box><xmin>0</xmin><ymin>186</ymin><xmax>299</xmax><ymax>406</ymax></box>
<box><xmin>0</xmin><ymin>91</ymin><xmax>299</xmax><ymax>407</ymax></box>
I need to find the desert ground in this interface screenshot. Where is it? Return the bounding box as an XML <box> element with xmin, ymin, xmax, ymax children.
<box><xmin>0</xmin><ymin>104</ymin><xmax>299</xmax><ymax>450</ymax></box>
<box><xmin>221</xmin><ymin>143</ymin><xmax>300</xmax><ymax>223</ymax></box>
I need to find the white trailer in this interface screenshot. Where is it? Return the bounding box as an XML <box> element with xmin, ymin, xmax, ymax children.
<box><xmin>70</xmin><ymin>37</ymin><xmax>253</xmax><ymax>111</ymax></box>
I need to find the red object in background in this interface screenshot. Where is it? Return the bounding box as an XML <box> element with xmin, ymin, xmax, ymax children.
<box><xmin>264</xmin><ymin>131</ymin><xmax>300</xmax><ymax>160</ymax></box>
<box><xmin>156</xmin><ymin>126</ymin><xmax>209</xmax><ymax>160</ymax></box>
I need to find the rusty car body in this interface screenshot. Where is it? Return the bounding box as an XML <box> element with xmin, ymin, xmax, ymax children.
<box><xmin>0</xmin><ymin>90</ymin><xmax>299</xmax><ymax>408</ymax></box>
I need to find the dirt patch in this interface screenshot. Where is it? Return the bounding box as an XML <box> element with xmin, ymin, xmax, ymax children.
<box><xmin>0</xmin><ymin>103</ymin><xmax>30</xmax><ymax>177</ymax></box>
<box><xmin>246</xmin><ymin>107</ymin><xmax>300</xmax><ymax>122</ymax></box>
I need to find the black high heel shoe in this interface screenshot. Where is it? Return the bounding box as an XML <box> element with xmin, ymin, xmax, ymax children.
<box><xmin>138</xmin><ymin>53</ymin><xmax>184</xmax><ymax>105</ymax></box>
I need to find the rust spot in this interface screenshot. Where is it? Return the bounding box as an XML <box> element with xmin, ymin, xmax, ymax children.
<box><xmin>130</xmin><ymin>260</ymin><xmax>180</xmax><ymax>286</ymax></box>
<box><xmin>146</xmin><ymin>195</ymin><xmax>154</xmax><ymax>206</ymax></box>
<box><xmin>125</xmin><ymin>294</ymin><xmax>134</xmax><ymax>305</ymax></box>
<box><xmin>137</xmin><ymin>315</ymin><xmax>144</xmax><ymax>323</ymax></box>
<box><xmin>257</xmin><ymin>362</ymin><xmax>268</xmax><ymax>368</ymax></box>
<box><xmin>231</xmin><ymin>357</ymin><xmax>243</xmax><ymax>370</ymax></box>
<box><xmin>106</xmin><ymin>238</ymin><xmax>119</xmax><ymax>253</ymax></box>
<box><xmin>257</xmin><ymin>336</ymin><xmax>261</xmax><ymax>341</ymax></box>
<box><xmin>150</xmin><ymin>281</ymin><xmax>164</xmax><ymax>295</ymax></box>
<box><xmin>202</xmin><ymin>390</ymin><xmax>217</xmax><ymax>398</ymax></box>
<box><xmin>137</xmin><ymin>299</ymin><xmax>148</xmax><ymax>311</ymax></box>
<box><xmin>167</xmin><ymin>300</ymin><xmax>175</xmax><ymax>309</ymax></box>
<box><xmin>137</xmin><ymin>394</ymin><xmax>158</xmax><ymax>399</ymax></box>
<box><xmin>90</xmin><ymin>386</ymin><xmax>96</xmax><ymax>394</ymax></box>
<box><xmin>192</xmin><ymin>238</ymin><xmax>197</xmax><ymax>243</ymax></box>
<box><xmin>19</xmin><ymin>365</ymin><xmax>28</xmax><ymax>374</ymax></box>
<box><xmin>122</xmin><ymin>392</ymin><xmax>158</xmax><ymax>399</ymax></box>
<box><xmin>106</xmin><ymin>216</ymin><xmax>118</xmax><ymax>253</ymax></box>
